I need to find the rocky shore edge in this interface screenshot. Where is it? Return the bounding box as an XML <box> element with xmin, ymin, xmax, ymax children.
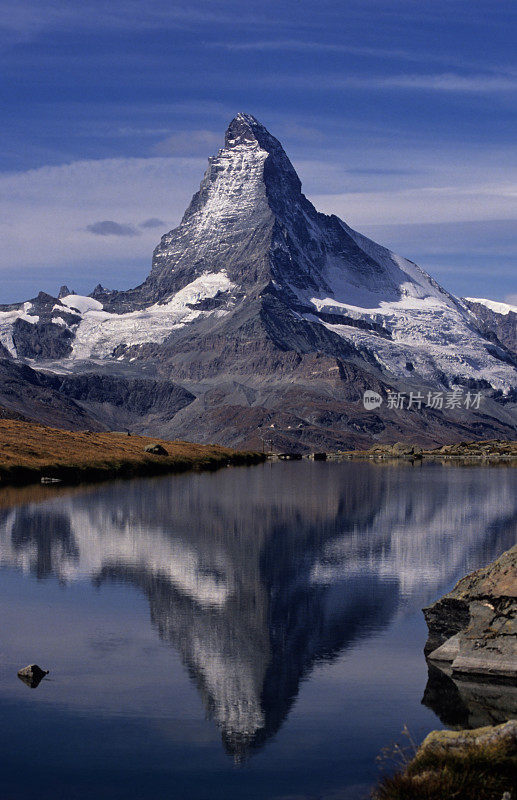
<box><xmin>340</xmin><ymin>439</ymin><xmax>517</xmax><ymax>462</ymax></box>
<box><xmin>373</xmin><ymin>547</ymin><xmax>516</xmax><ymax>798</ymax></box>
<box><xmin>0</xmin><ymin>420</ymin><xmax>265</xmax><ymax>487</ymax></box>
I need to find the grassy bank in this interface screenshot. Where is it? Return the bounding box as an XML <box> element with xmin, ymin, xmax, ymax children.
<box><xmin>0</xmin><ymin>420</ymin><xmax>265</xmax><ymax>487</ymax></box>
<box><xmin>373</xmin><ymin>721</ymin><xmax>517</xmax><ymax>800</ymax></box>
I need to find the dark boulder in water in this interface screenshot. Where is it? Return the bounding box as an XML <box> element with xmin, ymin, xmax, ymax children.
<box><xmin>17</xmin><ymin>664</ymin><xmax>49</xmax><ymax>688</ymax></box>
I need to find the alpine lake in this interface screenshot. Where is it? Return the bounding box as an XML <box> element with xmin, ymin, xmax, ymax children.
<box><xmin>0</xmin><ymin>460</ymin><xmax>515</xmax><ymax>800</ymax></box>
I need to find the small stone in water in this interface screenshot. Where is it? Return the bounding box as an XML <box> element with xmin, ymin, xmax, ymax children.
<box><xmin>17</xmin><ymin>664</ymin><xmax>49</xmax><ymax>688</ymax></box>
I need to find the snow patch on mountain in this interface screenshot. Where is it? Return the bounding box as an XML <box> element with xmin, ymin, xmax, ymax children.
<box><xmin>67</xmin><ymin>271</ymin><xmax>234</xmax><ymax>359</ymax></box>
<box><xmin>60</xmin><ymin>295</ymin><xmax>103</xmax><ymax>314</ymax></box>
<box><xmin>0</xmin><ymin>303</ymin><xmax>39</xmax><ymax>356</ymax></box>
<box><xmin>284</xmin><ymin>226</ymin><xmax>515</xmax><ymax>390</ymax></box>
<box><xmin>465</xmin><ymin>297</ymin><xmax>517</xmax><ymax>316</ymax></box>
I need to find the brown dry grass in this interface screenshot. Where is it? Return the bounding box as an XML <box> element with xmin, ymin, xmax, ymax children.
<box><xmin>0</xmin><ymin>420</ymin><xmax>264</xmax><ymax>486</ymax></box>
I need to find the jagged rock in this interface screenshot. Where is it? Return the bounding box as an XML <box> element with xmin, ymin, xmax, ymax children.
<box><xmin>144</xmin><ymin>443</ymin><xmax>168</xmax><ymax>455</ymax></box>
<box><xmin>424</xmin><ymin>545</ymin><xmax>517</xmax><ymax>682</ymax></box>
<box><xmin>391</xmin><ymin>442</ymin><xmax>412</xmax><ymax>454</ymax></box>
<box><xmin>12</xmin><ymin>317</ymin><xmax>76</xmax><ymax>358</ymax></box>
<box><xmin>17</xmin><ymin>664</ymin><xmax>49</xmax><ymax>688</ymax></box>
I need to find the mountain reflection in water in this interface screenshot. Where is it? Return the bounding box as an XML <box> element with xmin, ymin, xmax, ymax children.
<box><xmin>0</xmin><ymin>461</ymin><xmax>515</xmax><ymax>761</ymax></box>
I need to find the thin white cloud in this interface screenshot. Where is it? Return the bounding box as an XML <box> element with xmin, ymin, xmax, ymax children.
<box><xmin>126</xmin><ymin>69</ymin><xmax>517</xmax><ymax>95</ymax></box>
<box><xmin>213</xmin><ymin>39</ymin><xmax>517</xmax><ymax>77</ymax></box>
<box><xmin>311</xmin><ymin>183</ymin><xmax>517</xmax><ymax>227</ymax></box>
<box><xmin>247</xmin><ymin>71</ymin><xmax>517</xmax><ymax>94</ymax></box>
<box><xmin>0</xmin><ymin>0</ymin><xmax>274</xmax><ymax>44</ymax></box>
<box><xmin>365</xmin><ymin>73</ymin><xmax>517</xmax><ymax>93</ymax></box>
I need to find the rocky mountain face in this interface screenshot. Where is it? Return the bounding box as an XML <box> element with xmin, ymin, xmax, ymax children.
<box><xmin>0</xmin><ymin>359</ymin><xmax>194</xmax><ymax>432</ymax></box>
<box><xmin>463</xmin><ymin>298</ymin><xmax>517</xmax><ymax>357</ymax></box>
<box><xmin>0</xmin><ymin>114</ymin><xmax>516</xmax><ymax>449</ymax></box>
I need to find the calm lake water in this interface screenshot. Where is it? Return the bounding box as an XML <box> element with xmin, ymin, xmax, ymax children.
<box><xmin>0</xmin><ymin>461</ymin><xmax>516</xmax><ymax>800</ymax></box>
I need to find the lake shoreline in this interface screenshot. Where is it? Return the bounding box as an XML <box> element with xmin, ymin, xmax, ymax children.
<box><xmin>2</xmin><ymin>419</ymin><xmax>516</xmax><ymax>489</ymax></box>
<box><xmin>333</xmin><ymin>439</ymin><xmax>517</xmax><ymax>463</ymax></box>
<box><xmin>0</xmin><ymin>420</ymin><xmax>265</xmax><ymax>488</ymax></box>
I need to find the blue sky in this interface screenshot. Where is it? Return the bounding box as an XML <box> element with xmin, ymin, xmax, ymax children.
<box><xmin>1</xmin><ymin>0</ymin><xmax>516</xmax><ymax>303</ymax></box>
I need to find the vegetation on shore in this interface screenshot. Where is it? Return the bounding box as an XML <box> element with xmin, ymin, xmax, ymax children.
<box><xmin>0</xmin><ymin>420</ymin><xmax>265</xmax><ymax>487</ymax></box>
<box><xmin>373</xmin><ymin>721</ymin><xmax>517</xmax><ymax>800</ymax></box>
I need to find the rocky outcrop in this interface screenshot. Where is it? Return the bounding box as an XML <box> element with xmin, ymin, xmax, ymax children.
<box><xmin>427</xmin><ymin>440</ymin><xmax>517</xmax><ymax>459</ymax></box>
<box><xmin>345</xmin><ymin>440</ymin><xmax>517</xmax><ymax>461</ymax></box>
<box><xmin>424</xmin><ymin>545</ymin><xmax>517</xmax><ymax>682</ymax></box>
<box><xmin>12</xmin><ymin>317</ymin><xmax>76</xmax><ymax>359</ymax></box>
<box><xmin>51</xmin><ymin>372</ymin><xmax>195</xmax><ymax>418</ymax></box>
<box><xmin>0</xmin><ymin>358</ymin><xmax>105</xmax><ymax>431</ymax></box>
<box><xmin>1</xmin><ymin>291</ymin><xmax>81</xmax><ymax>359</ymax></box>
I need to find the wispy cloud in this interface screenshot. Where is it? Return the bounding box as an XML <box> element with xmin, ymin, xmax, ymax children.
<box><xmin>211</xmin><ymin>39</ymin><xmax>517</xmax><ymax>78</ymax></box>
<box><xmin>216</xmin><ymin>39</ymin><xmax>421</xmax><ymax>56</ymax></box>
<box><xmin>362</xmin><ymin>73</ymin><xmax>517</xmax><ymax>93</ymax></box>
<box><xmin>120</xmin><ymin>69</ymin><xmax>516</xmax><ymax>95</ymax></box>
<box><xmin>345</xmin><ymin>167</ymin><xmax>419</xmax><ymax>177</ymax></box>
<box><xmin>312</xmin><ymin>183</ymin><xmax>517</xmax><ymax>226</ymax></box>
<box><xmin>0</xmin><ymin>0</ymin><xmax>274</xmax><ymax>45</ymax></box>
<box><xmin>86</xmin><ymin>220</ymin><xmax>139</xmax><ymax>237</ymax></box>
<box><xmin>239</xmin><ymin>71</ymin><xmax>517</xmax><ymax>94</ymax></box>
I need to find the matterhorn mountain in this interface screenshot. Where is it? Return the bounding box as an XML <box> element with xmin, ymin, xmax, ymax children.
<box><xmin>0</xmin><ymin>113</ymin><xmax>516</xmax><ymax>449</ymax></box>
